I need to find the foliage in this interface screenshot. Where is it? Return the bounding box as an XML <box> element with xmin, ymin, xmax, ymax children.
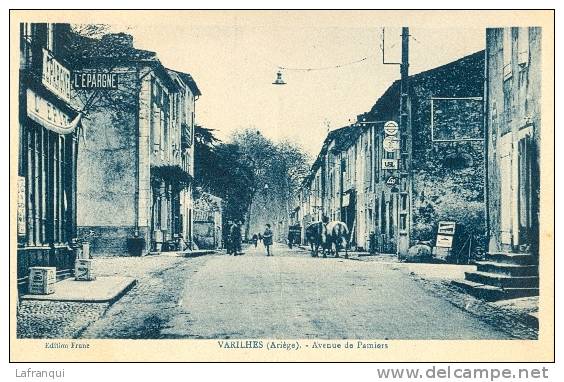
<box><xmin>194</xmin><ymin>127</ymin><xmax>311</xmax><ymax>235</ymax></box>
<box><xmin>193</xmin><ymin>127</ymin><xmax>255</xmax><ymax>223</ymax></box>
<box><xmin>151</xmin><ymin>165</ymin><xmax>193</xmax><ymax>191</ymax></box>
<box><xmin>66</xmin><ymin>25</ymin><xmax>156</xmax><ymax>119</ymax></box>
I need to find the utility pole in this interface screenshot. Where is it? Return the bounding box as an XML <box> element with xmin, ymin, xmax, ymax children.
<box><xmin>397</xmin><ymin>27</ymin><xmax>411</xmax><ymax>257</ymax></box>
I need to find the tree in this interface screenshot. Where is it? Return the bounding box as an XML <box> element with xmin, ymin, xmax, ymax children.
<box><xmin>193</xmin><ymin>126</ymin><xmax>255</xmax><ymax>224</ymax></box>
<box><xmin>230</xmin><ymin>129</ymin><xmax>311</xmax><ymax>240</ymax></box>
<box><xmin>193</xmin><ymin>127</ymin><xmax>311</xmax><ymax>240</ymax></box>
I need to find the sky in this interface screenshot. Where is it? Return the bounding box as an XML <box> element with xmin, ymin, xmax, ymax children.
<box><xmin>114</xmin><ymin>17</ymin><xmax>485</xmax><ymax>156</ymax></box>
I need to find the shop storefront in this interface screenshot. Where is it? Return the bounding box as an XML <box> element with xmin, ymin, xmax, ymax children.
<box><xmin>18</xmin><ymin>23</ymin><xmax>80</xmax><ymax>291</ymax></box>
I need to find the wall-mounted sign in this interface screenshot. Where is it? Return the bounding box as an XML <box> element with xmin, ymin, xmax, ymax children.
<box><xmin>17</xmin><ymin>176</ymin><xmax>26</xmax><ymax>237</ymax></box>
<box><xmin>383</xmin><ymin>136</ymin><xmax>400</xmax><ymax>152</ymax></box>
<box><xmin>42</xmin><ymin>49</ymin><xmax>71</xmax><ymax>103</ymax></box>
<box><xmin>384</xmin><ymin>120</ymin><xmax>398</xmax><ymax>135</ymax></box>
<box><xmin>385</xmin><ymin>176</ymin><xmax>399</xmax><ymax>187</ymax></box>
<box><xmin>72</xmin><ymin>71</ymin><xmax>119</xmax><ymax>90</ymax></box>
<box><xmin>381</xmin><ymin>159</ymin><xmax>398</xmax><ymax>170</ymax></box>
<box><xmin>27</xmin><ymin>89</ymin><xmax>81</xmax><ymax>135</ymax></box>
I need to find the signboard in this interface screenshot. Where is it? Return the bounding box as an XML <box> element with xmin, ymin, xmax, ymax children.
<box><xmin>437</xmin><ymin>221</ymin><xmax>456</xmax><ymax>235</ymax></box>
<box><xmin>436</xmin><ymin>221</ymin><xmax>456</xmax><ymax>249</ymax></box>
<box><xmin>42</xmin><ymin>49</ymin><xmax>71</xmax><ymax>103</ymax></box>
<box><xmin>385</xmin><ymin>176</ymin><xmax>399</xmax><ymax>187</ymax></box>
<box><xmin>28</xmin><ymin>267</ymin><xmax>56</xmax><ymax>295</ymax></box>
<box><xmin>75</xmin><ymin>259</ymin><xmax>95</xmax><ymax>281</ymax></box>
<box><xmin>17</xmin><ymin>176</ymin><xmax>26</xmax><ymax>236</ymax></box>
<box><xmin>381</xmin><ymin>159</ymin><xmax>398</xmax><ymax>170</ymax></box>
<box><xmin>436</xmin><ymin>234</ymin><xmax>454</xmax><ymax>248</ymax></box>
<box><xmin>384</xmin><ymin>120</ymin><xmax>398</xmax><ymax>135</ymax></box>
<box><xmin>27</xmin><ymin>89</ymin><xmax>80</xmax><ymax>135</ymax></box>
<box><xmin>383</xmin><ymin>136</ymin><xmax>400</xmax><ymax>152</ymax></box>
<box><xmin>72</xmin><ymin>70</ymin><xmax>119</xmax><ymax>90</ymax></box>
<box><xmin>342</xmin><ymin>193</ymin><xmax>350</xmax><ymax>207</ymax></box>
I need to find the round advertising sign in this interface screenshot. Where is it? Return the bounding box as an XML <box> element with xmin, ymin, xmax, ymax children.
<box><xmin>385</xmin><ymin>176</ymin><xmax>399</xmax><ymax>187</ymax></box>
<box><xmin>384</xmin><ymin>120</ymin><xmax>398</xmax><ymax>135</ymax></box>
<box><xmin>383</xmin><ymin>136</ymin><xmax>400</xmax><ymax>152</ymax></box>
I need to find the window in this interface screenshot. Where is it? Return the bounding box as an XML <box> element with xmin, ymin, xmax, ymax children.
<box><xmin>400</xmin><ymin>214</ymin><xmax>407</xmax><ymax>231</ymax></box>
<box><xmin>503</xmin><ymin>28</ymin><xmax>512</xmax><ymax>80</ymax></box>
<box><xmin>518</xmin><ymin>27</ymin><xmax>529</xmax><ymax>68</ymax></box>
<box><xmin>400</xmin><ymin>193</ymin><xmax>408</xmax><ymax>210</ymax></box>
<box><xmin>46</xmin><ymin>24</ymin><xmax>54</xmax><ymax>51</ymax></box>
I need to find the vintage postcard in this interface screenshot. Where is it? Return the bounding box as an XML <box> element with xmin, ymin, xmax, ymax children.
<box><xmin>9</xmin><ymin>9</ymin><xmax>554</xmax><ymax>362</ymax></box>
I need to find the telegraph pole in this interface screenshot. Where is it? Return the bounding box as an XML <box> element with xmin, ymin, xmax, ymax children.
<box><xmin>397</xmin><ymin>27</ymin><xmax>410</xmax><ymax>257</ymax></box>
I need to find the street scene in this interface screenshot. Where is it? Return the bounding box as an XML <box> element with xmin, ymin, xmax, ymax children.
<box><xmin>18</xmin><ymin>243</ymin><xmax>537</xmax><ymax>340</ymax></box>
<box><xmin>14</xmin><ymin>14</ymin><xmax>545</xmax><ymax>344</ymax></box>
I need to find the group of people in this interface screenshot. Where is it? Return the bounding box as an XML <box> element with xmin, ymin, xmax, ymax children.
<box><xmin>251</xmin><ymin>224</ymin><xmax>274</xmax><ymax>256</ymax></box>
<box><xmin>225</xmin><ymin>221</ymin><xmax>274</xmax><ymax>257</ymax></box>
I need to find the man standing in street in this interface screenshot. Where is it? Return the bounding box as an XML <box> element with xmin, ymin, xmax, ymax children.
<box><xmin>225</xmin><ymin>220</ymin><xmax>234</xmax><ymax>255</ymax></box>
<box><xmin>263</xmin><ymin>224</ymin><xmax>273</xmax><ymax>256</ymax></box>
<box><xmin>231</xmin><ymin>220</ymin><xmax>243</xmax><ymax>256</ymax></box>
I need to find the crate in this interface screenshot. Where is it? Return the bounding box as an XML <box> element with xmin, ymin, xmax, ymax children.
<box><xmin>75</xmin><ymin>259</ymin><xmax>95</xmax><ymax>281</ymax></box>
<box><xmin>28</xmin><ymin>267</ymin><xmax>56</xmax><ymax>295</ymax></box>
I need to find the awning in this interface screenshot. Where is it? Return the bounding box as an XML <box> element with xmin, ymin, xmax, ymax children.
<box><xmin>27</xmin><ymin>89</ymin><xmax>81</xmax><ymax>135</ymax></box>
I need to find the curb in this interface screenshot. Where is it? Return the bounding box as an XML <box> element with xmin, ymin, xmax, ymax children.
<box><xmin>21</xmin><ymin>278</ymin><xmax>138</xmax><ymax>304</ymax></box>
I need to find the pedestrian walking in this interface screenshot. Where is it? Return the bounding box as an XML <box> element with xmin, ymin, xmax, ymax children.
<box><xmin>252</xmin><ymin>233</ymin><xmax>258</xmax><ymax>248</ymax></box>
<box><xmin>263</xmin><ymin>224</ymin><xmax>273</xmax><ymax>256</ymax></box>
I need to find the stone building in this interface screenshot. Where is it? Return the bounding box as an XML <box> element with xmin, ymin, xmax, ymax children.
<box><xmin>75</xmin><ymin>34</ymin><xmax>200</xmax><ymax>255</ymax></box>
<box><xmin>17</xmin><ymin>23</ymin><xmax>82</xmax><ymax>289</ymax></box>
<box><xmin>454</xmin><ymin>27</ymin><xmax>541</xmax><ymax>300</ymax></box>
<box><xmin>298</xmin><ymin>51</ymin><xmax>485</xmax><ymax>259</ymax></box>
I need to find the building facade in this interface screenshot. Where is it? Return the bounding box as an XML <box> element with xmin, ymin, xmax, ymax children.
<box><xmin>298</xmin><ymin>51</ymin><xmax>486</xmax><ymax>259</ymax></box>
<box><xmin>452</xmin><ymin>27</ymin><xmax>541</xmax><ymax>300</ymax></box>
<box><xmin>484</xmin><ymin>27</ymin><xmax>541</xmax><ymax>255</ymax></box>
<box><xmin>75</xmin><ymin>34</ymin><xmax>200</xmax><ymax>255</ymax></box>
<box><xmin>17</xmin><ymin>23</ymin><xmax>81</xmax><ymax>289</ymax></box>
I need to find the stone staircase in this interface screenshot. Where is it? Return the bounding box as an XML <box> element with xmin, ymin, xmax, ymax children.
<box><xmin>452</xmin><ymin>252</ymin><xmax>539</xmax><ymax>301</ymax></box>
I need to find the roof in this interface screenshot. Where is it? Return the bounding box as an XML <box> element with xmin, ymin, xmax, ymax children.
<box><xmin>299</xmin><ymin>50</ymin><xmax>485</xmax><ymax>191</ymax></box>
<box><xmin>301</xmin><ymin>124</ymin><xmax>368</xmax><ymax>188</ymax></box>
<box><xmin>168</xmin><ymin>69</ymin><xmax>202</xmax><ymax>97</ymax></box>
<box><xmin>70</xmin><ymin>31</ymin><xmax>178</xmax><ymax>91</ymax></box>
<box><xmin>369</xmin><ymin>50</ymin><xmax>485</xmax><ymax>117</ymax></box>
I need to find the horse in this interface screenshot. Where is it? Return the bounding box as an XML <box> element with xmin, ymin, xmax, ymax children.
<box><xmin>325</xmin><ymin>221</ymin><xmax>349</xmax><ymax>258</ymax></box>
<box><xmin>305</xmin><ymin>221</ymin><xmax>327</xmax><ymax>257</ymax></box>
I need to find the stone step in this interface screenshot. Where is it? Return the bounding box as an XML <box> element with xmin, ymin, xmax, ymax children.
<box><xmin>451</xmin><ymin>279</ymin><xmax>539</xmax><ymax>301</ymax></box>
<box><xmin>465</xmin><ymin>271</ymin><xmax>539</xmax><ymax>288</ymax></box>
<box><xmin>486</xmin><ymin>252</ymin><xmax>537</xmax><ymax>265</ymax></box>
<box><xmin>475</xmin><ymin>261</ymin><xmax>538</xmax><ymax>277</ymax></box>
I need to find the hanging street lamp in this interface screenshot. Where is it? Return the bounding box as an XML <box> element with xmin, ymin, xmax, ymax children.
<box><xmin>272</xmin><ymin>70</ymin><xmax>286</xmax><ymax>85</ymax></box>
